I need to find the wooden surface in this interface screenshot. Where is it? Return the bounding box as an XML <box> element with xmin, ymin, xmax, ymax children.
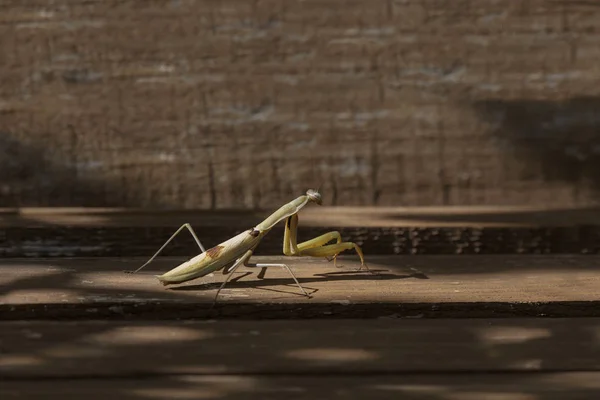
<box><xmin>2</xmin><ymin>255</ymin><xmax>599</xmax><ymax>398</ymax></box>
<box><xmin>2</xmin><ymin>373</ymin><xmax>599</xmax><ymax>399</ymax></box>
<box><xmin>1</xmin><ymin>319</ymin><xmax>599</xmax><ymax>398</ymax></box>
<box><xmin>2</xmin><ymin>255</ymin><xmax>599</xmax><ymax>319</ymax></box>
<box><xmin>2</xmin><ymin>319</ymin><xmax>599</xmax><ymax>378</ymax></box>
<box><xmin>3</xmin><ymin>2</ymin><xmax>600</xmax><ymax>210</ymax></box>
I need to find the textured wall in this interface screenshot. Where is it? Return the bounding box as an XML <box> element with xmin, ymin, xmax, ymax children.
<box><xmin>1</xmin><ymin>0</ymin><xmax>600</xmax><ymax>209</ymax></box>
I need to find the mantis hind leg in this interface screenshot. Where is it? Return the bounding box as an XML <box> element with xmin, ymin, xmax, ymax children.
<box><xmin>124</xmin><ymin>223</ymin><xmax>206</xmax><ymax>274</ymax></box>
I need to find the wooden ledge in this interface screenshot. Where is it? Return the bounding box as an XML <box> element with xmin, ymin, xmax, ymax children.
<box><xmin>2</xmin><ymin>255</ymin><xmax>599</xmax><ymax>319</ymax></box>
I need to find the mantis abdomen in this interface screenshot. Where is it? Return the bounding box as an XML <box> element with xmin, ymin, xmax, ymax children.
<box><xmin>156</xmin><ymin>229</ymin><xmax>262</xmax><ymax>285</ymax></box>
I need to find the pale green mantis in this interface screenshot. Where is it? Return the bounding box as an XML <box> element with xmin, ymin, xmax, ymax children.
<box><xmin>125</xmin><ymin>189</ymin><xmax>369</xmax><ymax>303</ymax></box>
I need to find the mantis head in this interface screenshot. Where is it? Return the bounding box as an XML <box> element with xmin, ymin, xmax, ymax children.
<box><xmin>306</xmin><ymin>189</ymin><xmax>322</xmax><ymax>205</ymax></box>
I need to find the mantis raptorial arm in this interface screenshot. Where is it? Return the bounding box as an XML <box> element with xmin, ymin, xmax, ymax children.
<box><xmin>283</xmin><ymin>213</ymin><xmax>371</xmax><ymax>272</ymax></box>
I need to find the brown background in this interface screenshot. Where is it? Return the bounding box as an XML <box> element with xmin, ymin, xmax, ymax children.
<box><xmin>1</xmin><ymin>0</ymin><xmax>600</xmax><ymax>210</ymax></box>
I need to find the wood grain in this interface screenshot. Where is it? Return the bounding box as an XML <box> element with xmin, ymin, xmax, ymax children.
<box><xmin>2</xmin><ymin>1</ymin><xmax>600</xmax><ymax>209</ymax></box>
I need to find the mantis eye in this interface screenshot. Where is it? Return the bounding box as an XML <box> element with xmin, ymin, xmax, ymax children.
<box><xmin>306</xmin><ymin>189</ymin><xmax>322</xmax><ymax>205</ymax></box>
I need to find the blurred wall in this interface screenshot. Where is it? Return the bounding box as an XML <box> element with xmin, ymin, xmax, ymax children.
<box><xmin>1</xmin><ymin>0</ymin><xmax>600</xmax><ymax>209</ymax></box>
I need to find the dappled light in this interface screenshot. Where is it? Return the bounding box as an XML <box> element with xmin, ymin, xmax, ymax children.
<box><xmin>41</xmin><ymin>343</ymin><xmax>109</xmax><ymax>359</ymax></box>
<box><xmin>507</xmin><ymin>359</ymin><xmax>543</xmax><ymax>370</ymax></box>
<box><xmin>2</xmin><ymin>319</ymin><xmax>599</xmax><ymax>375</ymax></box>
<box><xmin>130</xmin><ymin>376</ymin><xmax>258</xmax><ymax>400</ymax></box>
<box><xmin>477</xmin><ymin>327</ymin><xmax>551</xmax><ymax>345</ymax></box>
<box><xmin>0</xmin><ymin>355</ymin><xmax>44</xmax><ymax>368</ymax></box>
<box><xmin>1</xmin><ymin>317</ymin><xmax>599</xmax><ymax>398</ymax></box>
<box><xmin>0</xmin><ymin>264</ymin><xmax>70</xmax><ymax>289</ymax></box>
<box><xmin>373</xmin><ymin>383</ymin><xmax>448</xmax><ymax>394</ymax></box>
<box><xmin>3</xmin><ymin>288</ymin><xmax>83</xmax><ymax>304</ymax></box>
<box><xmin>286</xmin><ymin>348</ymin><xmax>378</xmax><ymax>363</ymax></box>
<box><xmin>546</xmin><ymin>373</ymin><xmax>600</xmax><ymax>390</ymax></box>
<box><xmin>2</xmin><ymin>256</ymin><xmax>599</xmax><ymax>318</ymax></box>
<box><xmin>85</xmin><ymin>326</ymin><xmax>212</xmax><ymax>346</ymax></box>
<box><xmin>132</xmin><ymin>387</ymin><xmax>225</xmax><ymax>399</ymax></box>
<box><xmin>444</xmin><ymin>391</ymin><xmax>538</xmax><ymax>400</ymax></box>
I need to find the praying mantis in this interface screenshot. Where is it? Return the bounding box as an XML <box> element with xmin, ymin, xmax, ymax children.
<box><xmin>125</xmin><ymin>189</ymin><xmax>370</xmax><ymax>303</ymax></box>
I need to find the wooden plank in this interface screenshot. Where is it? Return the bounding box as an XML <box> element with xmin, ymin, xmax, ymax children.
<box><xmin>2</xmin><ymin>373</ymin><xmax>600</xmax><ymax>399</ymax></box>
<box><xmin>1</xmin><ymin>256</ymin><xmax>599</xmax><ymax>319</ymax></box>
<box><xmin>3</xmin><ymin>206</ymin><xmax>600</xmax><ymax>228</ymax></box>
<box><xmin>1</xmin><ymin>319</ymin><xmax>598</xmax><ymax>379</ymax></box>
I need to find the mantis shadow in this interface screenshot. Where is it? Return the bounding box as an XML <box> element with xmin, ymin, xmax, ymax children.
<box><xmin>169</xmin><ymin>268</ymin><xmax>422</xmax><ymax>293</ymax></box>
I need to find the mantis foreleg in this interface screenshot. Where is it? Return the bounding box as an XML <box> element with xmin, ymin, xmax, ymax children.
<box><xmin>283</xmin><ymin>214</ymin><xmax>372</xmax><ymax>272</ymax></box>
<box><xmin>125</xmin><ymin>223</ymin><xmax>206</xmax><ymax>274</ymax></box>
